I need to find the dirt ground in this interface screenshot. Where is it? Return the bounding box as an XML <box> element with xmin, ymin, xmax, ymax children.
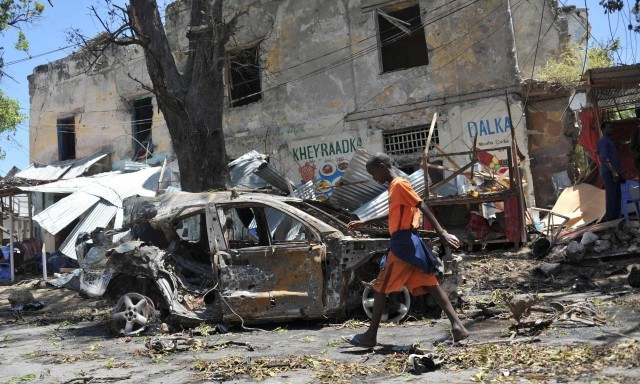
<box><xmin>1</xmin><ymin>249</ymin><xmax>639</xmax><ymax>384</ymax></box>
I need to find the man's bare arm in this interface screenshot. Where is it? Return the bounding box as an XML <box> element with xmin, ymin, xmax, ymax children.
<box><xmin>417</xmin><ymin>201</ymin><xmax>460</xmax><ymax>249</ymax></box>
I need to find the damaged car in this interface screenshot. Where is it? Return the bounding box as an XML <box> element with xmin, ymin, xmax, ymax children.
<box><xmin>76</xmin><ymin>191</ymin><xmax>457</xmax><ymax>335</ymax></box>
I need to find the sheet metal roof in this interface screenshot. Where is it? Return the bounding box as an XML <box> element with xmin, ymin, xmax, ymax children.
<box><xmin>33</xmin><ymin>192</ymin><xmax>100</xmax><ymax>235</ymax></box>
<box><xmin>25</xmin><ymin>167</ymin><xmax>161</xmax><ymax>240</ymax></box>
<box><xmin>229</xmin><ymin>150</ymin><xmax>269</xmax><ymax>189</ymax></box>
<box><xmin>16</xmin><ymin>151</ymin><xmax>109</xmax><ymax>181</ymax></box>
<box><xmin>579</xmin><ymin>64</ymin><xmax>640</xmax><ymax>110</ymax></box>
<box><xmin>254</xmin><ymin>161</ymin><xmax>290</xmax><ymax>193</ymax></box>
<box><xmin>58</xmin><ymin>200</ymin><xmax>118</xmax><ymax>260</ymax></box>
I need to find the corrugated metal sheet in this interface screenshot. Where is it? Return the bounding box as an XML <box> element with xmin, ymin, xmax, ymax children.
<box><xmin>254</xmin><ymin>161</ymin><xmax>290</xmax><ymax>193</ymax></box>
<box><xmin>330</xmin><ymin>148</ymin><xmax>387</xmax><ymax>211</ymax></box>
<box><xmin>293</xmin><ymin>181</ymin><xmax>316</xmax><ymax>200</ymax></box>
<box><xmin>353</xmin><ymin>169</ymin><xmax>428</xmax><ymax>221</ymax></box>
<box><xmin>16</xmin><ymin>151</ymin><xmax>108</xmax><ymax>181</ymax></box>
<box><xmin>112</xmin><ymin>208</ymin><xmax>129</xmax><ymax>242</ymax></box>
<box><xmin>28</xmin><ymin>167</ymin><xmax>161</xmax><ymax>239</ymax></box>
<box><xmin>329</xmin><ymin>148</ymin><xmax>409</xmax><ymax>211</ymax></box>
<box><xmin>123</xmin><ymin>161</ymin><xmax>149</xmax><ymax>172</ymax></box>
<box><xmin>19</xmin><ymin>172</ymin><xmax>118</xmax><ymax>194</ymax></box>
<box><xmin>81</xmin><ymin>166</ymin><xmax>161</xmax><ymax>206</ymax></box>
<box><xmin>58</xmin><ymin>200</ymin><xmax>118</xmax><ymax>259</ymax></box>
<box><xmin>229</xmin><ymin>151</ymin><xmax>268</xmax><ymax>189</ymax></box>
<box><xmin>62</xmin><ymin>151</ymin><xmax>109</xmax><ymax>179</ymax></box>
<box><xmin>33</xmin><ymin>191</ymin><xmax>100</xmax><ymax>235</ymax></box>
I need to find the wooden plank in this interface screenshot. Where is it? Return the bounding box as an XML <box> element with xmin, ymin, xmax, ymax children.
<box><xmin>422</xmin><ymin>112</ymin><xmax>438</xmax><ymax>199</ymax></box>
<box><xmin>505</xmin><ymin>93</ymin><xmax>527</xmax><ymax>244</ymax></box>
<box><xmin>429</xmin><ymin>160</ymin><xmax>475</xmax><ymax>191</ymax></box>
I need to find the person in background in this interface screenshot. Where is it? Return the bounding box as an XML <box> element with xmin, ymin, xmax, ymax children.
<box><xmin>597</xmin><ymin>121</ymin><xmax>622</xmax><ymax>221</ymax></box>
<box><xmin>342</xmin><ymin>153</ymin><xmax>469</xmax><ymax>348</ymax></box>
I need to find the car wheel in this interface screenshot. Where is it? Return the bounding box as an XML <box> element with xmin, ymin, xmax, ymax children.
<box><xmin>111</xmin><ymin>292</ymin><xmax>156</xmax><ymax>336</ymax></box>
<box><xmin>362</xmin><ymin>285</ymin><xmax>410</xmax><ymax>323</ymax></box>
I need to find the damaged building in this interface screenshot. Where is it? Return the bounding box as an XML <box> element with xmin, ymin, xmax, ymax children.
<box><xmin>23</xmin><ymin>0</ymin><xmax>588</xmax><ymax>251</ymax></box>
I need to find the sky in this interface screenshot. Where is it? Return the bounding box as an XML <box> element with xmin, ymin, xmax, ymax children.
<box><xmin>0</xmin><ymin>0</ymin><xmax>638</xmax><ymax>177</ymax></box>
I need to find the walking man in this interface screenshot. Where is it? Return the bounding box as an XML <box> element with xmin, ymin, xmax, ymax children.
<box><xmin>344</xmin><ymin>153</ymin><xmax>469</xmax><ymax>348</ymax></box>
<box><xmin>598</xmin><ymin>122</ymin><xmax>622</xmax><ymax>222</ymax></box>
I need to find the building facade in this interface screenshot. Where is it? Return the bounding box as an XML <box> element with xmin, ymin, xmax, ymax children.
<box><xmin>28</xmin><ymin>0</ymin><xmax>586</xmax><ymax>208</ymax></box>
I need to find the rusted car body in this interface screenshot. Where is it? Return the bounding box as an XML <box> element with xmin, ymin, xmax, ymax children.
<box><xmin>78</xmin><ymin>191</ymin><xmax>406</xmax><ymax>328</ymax></box>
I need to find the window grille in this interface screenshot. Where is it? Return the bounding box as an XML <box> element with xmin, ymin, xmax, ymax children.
<box><xmin>383</xmin><ymin>125</ymin><xmax>439</xmax><ymax>156</ymax></box>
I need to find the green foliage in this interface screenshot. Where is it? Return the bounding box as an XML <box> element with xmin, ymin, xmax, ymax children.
<box><xmin>0</xmin><ymin>90</ymin><xmax>25</xmax><ymax>157</ymax></box>
<box><xmin>600</xmin><ymin>0</ymin><xmax>640</xmax><ymax>32</ymax></box>
<box><xmin>0</xmin><ymin>0</ymin><xmax>45</xmax><ymax>50</ymax></box>
<box><xmin>537</xmin><ymin>41</ymin><xmax>617</xmax><ymax>86</ymax></box>
<box><xmin>0</xmin><ymin>0</ymin><xmax>45</xmax><ymax>31</ymax></box>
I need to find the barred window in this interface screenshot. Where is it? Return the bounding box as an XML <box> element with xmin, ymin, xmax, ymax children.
<box><xmin>383</xmin><ymin>125</ymin><xmax>439</xmax><ymax>156</ymax></box>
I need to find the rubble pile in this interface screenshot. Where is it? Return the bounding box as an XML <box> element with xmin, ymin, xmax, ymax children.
<box><xmin>542</xmin><ymin>221</ymin><xmax>640</xmax><ymax>263</ymax></box>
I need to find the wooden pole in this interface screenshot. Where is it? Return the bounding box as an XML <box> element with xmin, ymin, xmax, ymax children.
<box><xmin>505</xmin><ymin>93</ymin><xmax>527</xmax><ymax>244</ymax></box>
<box><xmin>28</xmin><ymin>193</ymin><xmax>33</xmax><ymax>239</ymax></box>
<box><xmin>9</xmin><ymin>196</ymin><xmax>15</xmax><ymax>283</ymax></box>
<box><xmin>41</xmin><ymin>242</ymin><xmax>47</xmax><ymax>281</ymax></box>
<box><xmin>422</xmin><ymin>112</ymin><xmax>438</xmax><ymax>199</ymax></box>
<box><xmin>157</xmin><ymin>158</ymin><xmax>167</xmax><ymax>193</ymax></box>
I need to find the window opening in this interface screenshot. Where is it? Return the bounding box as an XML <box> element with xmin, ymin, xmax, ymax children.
<box><xmin>228</xmin><ymin>46</ymin><xmax>262</xmax><ymax>107</ymax></box>
<box><xmin>221</xmin><ymin>206</ymin><xmax>270</xmax><ymax>249</ymax></box>
<box><xmin>132</xmin><ymin>97</ymin><xmax>153</xmax><ymax>156</ymax></box>
<box><xmin>173</xmin><ymin>214</ymin><xmax>202</xmax><ymax>242</ymax></box>
<box><xmin>383</xmin><ymin>124</ymin><xmax>439</xmax><ymax>156</ymax></box>
<box><xmin>57</xmin><ymin>116</ymin><xmax>76</xmax><ymax>161</ymax></box>
<box><xmin>377</xmin><ymin>3</ymin><xmax>429</xmax><ymax>72</ymax></box>
<box><xmin>264</xmin><ymin>207</ymin><xmax>307</xmax><ymax>243</ymax></box>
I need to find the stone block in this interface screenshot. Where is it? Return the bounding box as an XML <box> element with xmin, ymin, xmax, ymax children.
<box><xmin>580</xmin><ymin>232</ymin><xmax>599</xmax><ymax>246</ymax></box>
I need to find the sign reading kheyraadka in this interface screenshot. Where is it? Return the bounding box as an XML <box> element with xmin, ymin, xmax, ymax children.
<box><xmin>288</xmin><ymin>134</ymin><xmax>363</xmax><ymax>201</ymax></box>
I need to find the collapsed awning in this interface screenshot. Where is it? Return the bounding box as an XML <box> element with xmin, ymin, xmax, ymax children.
<box><xmin>20</xmin><ymin>166</ymin><xmax>166</xmax><ymax>259</ymax></box>
<box><xmin>15</xmin><ymin>151</ymin><xmax>110</xmax><ymax>181</ymax></box>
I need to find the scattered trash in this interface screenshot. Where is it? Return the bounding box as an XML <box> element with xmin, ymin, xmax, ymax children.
<box><xmin>408</xmin><ymin>353</ymin><xmax>443</xmax><ymax>374</ymax></box>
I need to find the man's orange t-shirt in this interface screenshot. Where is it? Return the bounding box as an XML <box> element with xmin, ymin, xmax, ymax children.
<box><xmin>388</xmin><ymin>177</ymin><xmax>421</xmax><ymax>234</ymax></box>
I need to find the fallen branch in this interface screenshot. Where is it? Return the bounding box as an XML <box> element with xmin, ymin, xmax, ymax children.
<box><xmin>62</xmin><ymin>375</ymin><xmax>132</xmax><ymax>384</ymax></box>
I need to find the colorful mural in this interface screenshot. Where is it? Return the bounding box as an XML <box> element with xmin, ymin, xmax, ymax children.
<box><xmin>289</xmin><ymin>135</ymin><xmax>363</xmax><ymax>200</ymax></box>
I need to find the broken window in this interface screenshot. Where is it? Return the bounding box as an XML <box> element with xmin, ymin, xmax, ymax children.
<box><xmin>220</xmin><ymin>205</ymin><xmax>310</xmax><ymax>249</ymax></box>
<box><xmin>132</xmin><ymin>97</ymin><xmax>153</xmax><ymax>155</ymax></box>
<box><xmin>173</xmin><ymin>214</ymin><xmax>202</xmax><ymax>242</ymax></box>
<box><xmin>264</xmin><ymin>207</ymin><xmax>308</xmax><ymax>243</ymax></box>
<box><xmin>377</xmin><ymin>2</ymin><xmax>429</xmax><ymax>73</ymax></box>
<box><xmin>227</xmin><ymin>46</ymin><xmax>262</xmax><ymax>107</ymax></box>
<box><xmin>221</xmin><ymin>206</ymin><xmax>269</xmax><ymax>249</ymax></box>
<box><xmin>57</xmin><ymin>116</ymin><xmax>76</xmax><ymax>161</ymax></box>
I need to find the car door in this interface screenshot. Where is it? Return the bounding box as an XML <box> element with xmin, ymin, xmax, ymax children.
<box><xmin>214</xmin><ymin>202</ymin><xmax>325</xmax><ymax>322</ymax></box>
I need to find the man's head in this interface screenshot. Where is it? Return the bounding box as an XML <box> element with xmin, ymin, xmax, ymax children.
<box><xmin>366</xmin><ymin>153</ymin><xmax>393</xmax><ymax>184</ymax></box>
<box><xmin>601</xmin><ymin>121</ymin><xmax>614</xmax><ymax>136</ymax></box>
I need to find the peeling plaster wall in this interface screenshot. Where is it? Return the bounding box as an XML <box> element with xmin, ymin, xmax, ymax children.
<box><xmin>513</xmin><ymin>2</ymin><xmax>586</xmax><ymax>80</ymax></box>
<box><xmin>28</xmin><ymin>45</ymin><xmax>172</xmax><ymax>165</ymax></box>
<box><xmin>28</xmin><ymin>0</ymin><xmax>572</xmax><ymax>203</ymax></box>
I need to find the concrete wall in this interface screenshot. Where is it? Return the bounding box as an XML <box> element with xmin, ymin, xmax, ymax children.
<box><xmin>526</xmin><ymin>92</ymin><xmax>577</xmax><ymax>208</ymax></box>
<box><xmin>28</xmin><ymin>0</ymin><xmax>576</xmax><ymax>205</ymax></box>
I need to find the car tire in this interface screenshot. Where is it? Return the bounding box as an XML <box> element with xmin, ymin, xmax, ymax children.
<box><xmin>361</xmin><ymin>285</ymin><xmax>410</xmax><ymax>323</ymax></box>
<box><xmin>111</xmin><ymin>292</ymin><xmax>157</xmax><ymax>336</ymax></box>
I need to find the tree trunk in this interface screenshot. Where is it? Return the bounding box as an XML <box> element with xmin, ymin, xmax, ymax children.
<box><xmin>129</xmin><ymin>0</ymin><xmax>230</xmax><ymax>192</ymax></box>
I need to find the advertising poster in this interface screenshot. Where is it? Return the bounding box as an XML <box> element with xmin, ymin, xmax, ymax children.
<box><xmin>289</xmin><ymin>134</ymin><xmax>364</xmax><ymax>201</ymax></box>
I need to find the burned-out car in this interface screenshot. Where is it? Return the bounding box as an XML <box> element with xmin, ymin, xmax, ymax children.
<box><xmin>77</xmin><ymin>191</ymin><xmax>455</xmax><ymax>335</ymax></box>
